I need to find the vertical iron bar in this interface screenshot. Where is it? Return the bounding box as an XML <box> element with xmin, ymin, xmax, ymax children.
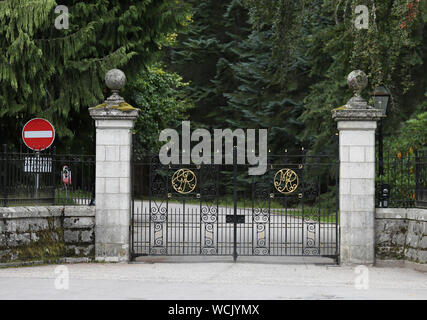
<box><xmin>3</xmin><ymin>144</ymin><xmax>7</xmax><ymax>207</ymax></box>
<box><xmin>233</xmin><ymin>145</ymin><xmax>238</xmax><ymax>262</ymax></box>
<box><xmin>199</xmin><ymin>164</ymin><xmax>202</xmax><ymax>255</ymax></box>
<box><xmin>166</xmin><ymin>161</ymin><xmax>169</xmax><ymax>255</ymax></box>
<box><xmin>148</xmin><ymin>157</ymin><xmax>152</xmax><ymax>254</ymax></box>
<box><xmin>301</xmin><ymin>150</ymin><xmax>305</xmax><ymax>255</ymax></box>
<box><xmin>317</xmin><ymin>157</ymin><xmax>321</xmax><ymax>255</ymax></box>
<box><xmin>379</xmin><ymin>120</ymin><xmax>384</xmax><ymax>176</ymax></box>
<box><xmin>130</xmin><ymin>136</ymin><xmax>135</xmax><ymax>260</ymax></box>
<box><xmin>335</xmin><ymin>133</ymin><xmax>340</xmax><ymax>264</ymax></box>
<box><xmin>35</xmin><ymin>151</ymin><xmax>40</xmax><ymax>203</ymax></box>
<box><xmin>251</xmin><ymin>175</ymin><xmax>255</xmax><ymax>255</ymax></box>
<box><xmin>216</xmin><ymin>165</ymin><xmax>219</xmax><ymax>254</ymax></box>
<box><xmin>183</xmin><ymin>198</ymin><xmax>185</xmax><ymax>255</ymax></box>
<box><xmin>52</xmin><ymin>146</ymin><xmax>56</xmax><ymax>205</ymax></box>
<box><xmin>415</xmin><ymin>149</ymin><xmax>419</xmax><ymax>206</ymax></box>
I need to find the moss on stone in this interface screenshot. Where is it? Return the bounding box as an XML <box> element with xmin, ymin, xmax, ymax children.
<box><xmin>91</xmin><ymin>102</ymin><xmax>140</xmax><ymax>112</ymax></box>
<box><xmin>332</xmin><ymin>105</ymin><xmax>348</xmax><ymax>112</ymax></box>
<box><xmin>376</xmin><ymin>244</ymin><xmax>405</xmax><ymax>260</ymax></box>
<box><xmin>112</xmin><ymin>102</ymin><xmax>139</xmax><ymax>111</ymax></box>
<box><xmin>0</xmin><ymin>216</ymin><xmax>66</xmax><ymax>264</ymax></box>
<box><xmin>92</xmin><ymin>103</ymin><xmax>107</xmax><ymax>109</ymax></box>
<box><xmin>0</xmin><ymin>228</ymin><xmax>65</xmax><ymax>263</ymax></box>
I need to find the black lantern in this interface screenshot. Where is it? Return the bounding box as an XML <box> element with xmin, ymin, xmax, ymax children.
<box><xmin>370</xmin><ymin>86</ymin><xmax>390</xmax><ymax>116</ymax></box>
<box><xmin>370</xmin><ymin>86</ymin><xmax>391</xmax><ymax>207</ymax></box>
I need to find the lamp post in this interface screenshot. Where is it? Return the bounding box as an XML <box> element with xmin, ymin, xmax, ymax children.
<box><xmin>370</xmin><ymin>86</ymin><xmax>390</xmax><ymax>207</ymax></box>
<box><xmin>370</xmin><ymin>86</ymin><xmax>390</xmax><ymax>175</ymax></box>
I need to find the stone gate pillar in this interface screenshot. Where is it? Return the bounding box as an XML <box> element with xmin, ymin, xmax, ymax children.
<box><xmin>89</xmin><ymin>69</ymin><xmax>139</xmax><ymax>262</ymax></box>
<box><xmin>332</xmin><ymin>70</ymin><xmax>384</xmax><ymax>265</ymax></box>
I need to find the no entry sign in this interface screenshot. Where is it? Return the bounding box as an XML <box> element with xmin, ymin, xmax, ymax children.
<box><xmin>22</xmin><ymin>118</ymin><xmax>55</xmax><ymax>151</ymax></box>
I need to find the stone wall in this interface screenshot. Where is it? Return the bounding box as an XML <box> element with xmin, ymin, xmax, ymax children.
<box><xmin>376</xmin><ymin>208</ymin><xmax>426</xmax><ymax>266</ymax></box>
<box><xmin>0</xmin><ymin>206</ymin><xmax>95</xmax><ymax>265</ymax></box>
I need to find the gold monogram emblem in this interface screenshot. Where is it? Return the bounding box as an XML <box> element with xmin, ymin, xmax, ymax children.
<box><xmin>171</xmin><ymin>169</ymin><xmax>197</xmax><ymax>194</ymax></box>
<box><xmin>274</xmin><ymin>169</ymin><xmax>299</xmax><ymax>194</ymax></box>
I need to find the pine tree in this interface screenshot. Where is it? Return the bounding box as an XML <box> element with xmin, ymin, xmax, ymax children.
<box><xmin>244</xmin><ymin>0</ymin><xmax>426</xmax><ymax>153</ymax></box>
<box><xmin>298</xmin><ymin>0</ymin><xmax>426</xmax><ymax>153</ymax></box>
<box><xmin>167</xmin><ymin>0</ymin><xmax>250</xmax><ymax>129</ymax></box>
<box><xmin>169</xmin><ymin>0</ymin><xmax>306</xmax><ymax>154</ymax></box>
<box><xmin>224</xmin><ymin>30</ymin><xmax>304</xmax><ymax>154</ymax></box>
<box><xmin>0</xmin><ymin>0</ymin><xmax>189</xmax><ymax>150</ymax></box>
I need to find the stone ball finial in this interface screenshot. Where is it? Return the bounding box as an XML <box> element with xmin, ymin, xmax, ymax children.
<box><xmin>347</xmin><ymin>70</ymin><xmax>368</xmax><ymax>96</ymax></box>
<box><xmin>105</xmin><ymin>69</ymin><xmax>126</xmax><ymax>91</ymax></box>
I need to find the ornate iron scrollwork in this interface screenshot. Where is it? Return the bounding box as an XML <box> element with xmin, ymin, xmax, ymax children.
<box><xmin>171</xmin><ymin>168</ymin><xmax>197</xmax><ymax>194</ymax></box>
<box><xmin>132</xmin><ymin>151</ymin><xmax>338</xmax><ymax>260</ymax></box>
<box><xmin>274</xmin><ymin>168</ymin><xmax>299</xmax><ymax>194</ymax></box>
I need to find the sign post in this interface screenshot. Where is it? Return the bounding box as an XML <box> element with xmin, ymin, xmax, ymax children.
<box><xmin>22</xmin><ymin>118</ymin><xmax>55</xmax><ymax>202</ymax></box>
<box><xmin>35</xmin><ymin>151</ymin><xmax>40</xmax><ymax>200</ymax></box>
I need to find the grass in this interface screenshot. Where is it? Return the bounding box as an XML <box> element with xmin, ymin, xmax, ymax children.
<box><xmin>54</xmin><ymin>188</ymin><xmax>92</xmax><ymax>205</ymax></box>
<box><xmin>134</xmin><ymin>196</ymin><xmax>339</xmax><ymax>223</ymax></box>
<box><xmin>2</xmin><ymin>188</ymin><xmax>92</xmax><ymax>207</ymax></box>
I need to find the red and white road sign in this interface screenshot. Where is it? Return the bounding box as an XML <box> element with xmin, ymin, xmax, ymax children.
<box><xmin>22</xmin><ymin>118</ymin><xmax>55</xmax><ymax>151</ymax></box>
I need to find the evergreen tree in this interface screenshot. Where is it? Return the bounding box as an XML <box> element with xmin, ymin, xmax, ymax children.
<box><xmin>167</xmin><ymin>0</ymin><xmax>250</xmax><ymax>129</ymax></box>
<box><xmin>169</xmin><ymin>0</ymin><xmax>306</xmax><ymax>154</ymax></box>
<box><xmin>298</xmin><ymin>0</ymin><xmax>426</xmax><ymax>153</ymax></box>
<box><xmin>223</xmin><ymin>28</ymin><xmax>304</xmax><ymax>154</ymax></box>
<box><xmin>0</xmin><ymin>0</ymin><xmax>189</xmax><ymax>151</ymax></box>
<box><xmin>243</xmin><ymin>0</ymin><xmax>426</xmax><ymax>153</ymax></box>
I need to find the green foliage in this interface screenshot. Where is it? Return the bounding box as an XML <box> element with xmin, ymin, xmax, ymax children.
<box><xmin>224</xmin><ymin>28</ymin><xmax>304</xmax><ymax>153</ymax></box>
<box><xmin>243</xmin><ymin>0</ymin><xmax>426</xmax><ymax>154</ymax></box>
<box><xmin>124</xmin><ymin>65</ymin><xmax>194</xmax><ymax>152</ymax></box>
<box><xmin>168</xmin><ymin>0</ymin><xmax>250</xmax><ymax>128</ymax></box>
<box><xmin>169</xmin><ymin>0</ymin><xmax>305</xmax><ymax>154</ymax></box>
<box><xmin>243</xmin><ymin>0</ymin><xmax>306</xmax><ymax>85</ymax></box>
<box><xmin>2</xmin><ymin>0</ymin><xmax>425</xmax><ymax>160</ymax></box>
<box><xmin>0</xmin><ymin>0</ymin><xmax>190</xmax><ymax>151</ymax></box>
<box><xmin>385</xmin><ymin>96</ymin><xmax>427</xmax><ymax>153</ymax></box>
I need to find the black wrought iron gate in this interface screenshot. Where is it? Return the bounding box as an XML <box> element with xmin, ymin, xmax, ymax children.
<box><xmin>131</xmin><ymin>148</ymin><xmax>339</xmax><ymax>261</ymax></box>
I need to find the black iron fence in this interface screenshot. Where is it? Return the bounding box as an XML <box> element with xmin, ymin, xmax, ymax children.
<box><xmin>0</xmin><ymin>145</ymin><xmax>95</xmax><ymax>207</ymax></box>
<box><xmin>416</xmin><ymin>149</ymin><xmax>427</xmax><ymax>208</ymax></box>
<box><xmin>376</xmin><ymin>148</ymin><xmax>427</xmax><ymax>208</ymax></box>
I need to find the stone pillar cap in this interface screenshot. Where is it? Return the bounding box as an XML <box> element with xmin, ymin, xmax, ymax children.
<box><xmin>332</xmin><ymin>70</ymin><xmax>385</xmax><ymax>121</ymax></box>
<box><xmin>332</xmin><ymin>108</ymin><xmax>384</xmax><ymax>121</ymax></box>
<box><xmin>89</xmin><ymin>69</ymin><xmax>140</xmax><ymax>119</ymax></box>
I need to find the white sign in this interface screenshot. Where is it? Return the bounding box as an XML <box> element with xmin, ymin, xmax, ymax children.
<box><xmin>24</xmin><ymin>131</ymin><xmax>54</xmax><ymax>138</ymax></box>
<box><xmin>24</xmin><ymin>157</ymin><xmax>53</xmax><ymax>173</ymax></box>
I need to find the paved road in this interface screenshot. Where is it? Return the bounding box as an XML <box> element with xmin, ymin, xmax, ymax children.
<box><xmin>133</xmin><ymin>201</ymin><xmax>338</xmax><ymax>256</ymax></box>
<box><xmin>0</xmin><ymin>262</ymin><xmax>426</xmax><ymax>300</ymax></box>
